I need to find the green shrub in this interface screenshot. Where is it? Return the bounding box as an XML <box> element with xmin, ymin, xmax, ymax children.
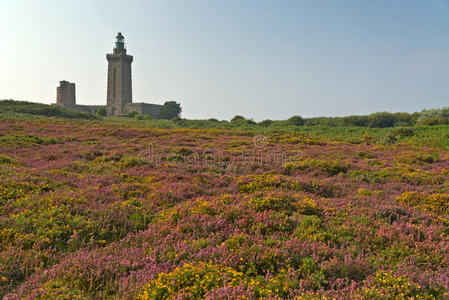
<box><xmin>368</xmin><ymin>112</ymin><xmax>396</xmax><ymax>128</ymax></box>
<box><xmin>342</xmin><ymin>115</ymin><xmax>370</xmax><ymax>126</ymax></box>
<box><xmin>96</xmin><ymin>107</ymin><xmax>107</xmax><ymax>116</ymax></box>
<box><xmin>417</xmin><ymin>117</ymin><xmax>449</xmax><ymax>126</ymax></box>
<box><xmin>395</xmin><ymin>152</ymin><xmax>439</xmax><ymax>164</ymax></box>
<box><xmin>231</xmin><ymin>115</ymin><xmax>246</xmax><ymax>123</ymax></box>
<box><xmin>419</xmin><ymin>106</ymin><xmax>449</xmax><ymax>120</ymax></box>
<box><xmin>293</xmin><ymin>215</ymin><xmax>327</xmax><ymax>242</ymax></box>
<box><xmin>230</xmin><ymin>115</ymin><xmax>256</xmax><ymax>126</ymax></box>
<box><xmin>0</xmin><ymin>154</ymin><xmax>17</xmax><ymax>165</ymax></box>
<box><xmin>389</xmin><ymin>127</ymin><xmax>414</xmax><ymax>137</ymax></box>
<box><xmin>118</xmin><ymin>156</ymin><xmax>151</xmax><ymax>168</ymax></box>
<box><xmin>381</xmin><ymin>127</ymin><xmax>414</xmax><ymax>144</ymax></box>
<box><xmin>304</xmin><ymin>112</ymin><xmax>416</xmax><ymax>128</ymax></box>
<box><xmin>259</xmin><ymin>119</ymin><xmax>273</xmax><ymax>127</ymax></box>
<box><xmin>285</xmin><ymin>115</ymin><xmax>305</xmax><ymax>126</ymax></box>
<box><xmin>126</xmin><ymin>111</ymin><xmax>139</xmax><ymax>118</ymax></box>
<box><xmin>158</xmin><ymin>101</ymin><xmax>182</xmax><ymax>119</ymax></box>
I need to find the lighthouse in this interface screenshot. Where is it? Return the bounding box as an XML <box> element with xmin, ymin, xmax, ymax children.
<box><xmin>106</xmin><ymin>32</ymin><xmax>133</xmax><ymax>115</ymax></box>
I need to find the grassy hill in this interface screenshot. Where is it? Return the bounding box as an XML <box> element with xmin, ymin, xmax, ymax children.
<box><xmin>0</xmin><ymin>106</ymin><xmax>449</xmax><ymax>298</ymax></box>
<box><xmin>0</xmin><ymin>100</ymin><xmax>96</xmax><ymax>120</ymax></box>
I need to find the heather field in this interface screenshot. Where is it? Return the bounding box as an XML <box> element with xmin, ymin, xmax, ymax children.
<box><xmin>2</xmin><ymin>117</ymin><xmax>449</xmax><ymax>299</ymax></box>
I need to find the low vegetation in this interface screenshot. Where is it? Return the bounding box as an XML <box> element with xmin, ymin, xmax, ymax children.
<box><xmin>1</xmin><ymin>100</ymin><xmax>449</xmax><ymax>298</ymax></box>
<box><xmin>0</xmin><ymin>100</ymin><xmax>96</xmax><ymax>119</ymax></box>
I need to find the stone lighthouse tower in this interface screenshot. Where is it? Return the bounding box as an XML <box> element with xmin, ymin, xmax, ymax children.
<box><xmin>106</xmin><ymin>32</ymin><xmax>133</xmax><ymax>115</ymax></box>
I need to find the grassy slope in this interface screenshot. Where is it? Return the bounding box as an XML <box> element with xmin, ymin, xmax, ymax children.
<box><xmin>1</xmin><ymin>109</ymin><xmax>449</xmax><ymax>298</ymax></box>
<box><xmin>2</xmin><ymin>99</ymin><xmax>449</xmax><ymax>150</ymax></box>
<box><xmin>3</xmin><ymin>112</ymin><xmax>449</xmax><ymax>151</ymax></box>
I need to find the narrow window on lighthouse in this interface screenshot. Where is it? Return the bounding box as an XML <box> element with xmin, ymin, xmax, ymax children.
<box><xmin>113</xmin><ymin>67</ymin><xmax>116</xmax><ymax>99</ymax></box>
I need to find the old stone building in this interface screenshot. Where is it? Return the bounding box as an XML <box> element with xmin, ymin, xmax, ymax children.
<box><xmin>56</xmin><ymin>81</ymin><xmax>75</xmax><ymax>105</ymax></box>
<box><xmin>55</xmin><ymin>80</ymin><xmax>104</xmax><ymax>114</ymax></box>
<box><xmin>54</xmin><ymin>33</ymin><xmax>162</xmax><ymax>118</ymax></box>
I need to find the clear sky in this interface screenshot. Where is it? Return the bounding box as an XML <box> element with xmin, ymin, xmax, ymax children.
<box><xmin>1</xmin><ymin>0</ymin><xmax>449</xmax><ymax>120</ymax></box>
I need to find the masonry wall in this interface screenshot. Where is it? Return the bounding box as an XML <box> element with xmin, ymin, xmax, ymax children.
<box><xmin>125</xmin><ymin>103</ymin><xmax>162</xmax><ymax>118</ymax></box>
<box><xmin>54</xmin><ymin>103</ymin><xmax>106</xmax><ymax>115</ymax></box>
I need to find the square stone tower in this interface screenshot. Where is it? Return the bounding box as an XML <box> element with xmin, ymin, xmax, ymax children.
<box><xmin>106</xmin><ymin>32</ymin><xmax>133</xmax><ymax>115</ymax></box>
<box><xmin>56</xmin><ymin>80</ymin><xmax>76</xmax><ymax>105</ymax></box>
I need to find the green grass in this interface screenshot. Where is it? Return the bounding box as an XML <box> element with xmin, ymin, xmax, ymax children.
<box><xmin>408</xmin><ymin>125</ymin><xmax>449</xmax><ymax>149</ymax></box>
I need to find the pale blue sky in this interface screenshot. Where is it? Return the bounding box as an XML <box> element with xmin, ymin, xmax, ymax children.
<box><xmin>1</xmin><ymin>0</ymin><xmax>449</xmax><ymax>120</ymax></box>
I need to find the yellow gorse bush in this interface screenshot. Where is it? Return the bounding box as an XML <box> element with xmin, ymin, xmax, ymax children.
<box><xmin>284</xmin><ymin>158</ymin><xmax>349</xmax><ymax>175</ymax></box>
<box><xmin>236</xmin><ymin>174</ymin><xmax>299</xmax><ymax>193</ymax></box>
<box><xmin>295</xmin><ymin>197</ymin><xmax>323</xmax><ymax>215</ymax></box>
<box><xmin>137</xmin><ymin>263</ymin><xmax>244</xmax><ymax>300</ymax></box>
<box><xmin>358</xmin><ymin>270</ymin><xmax>441</xmax><ymax>299</ymax></box>
<box><xmin>137</xmin><ymin>262</ymin><xmax>282</xmax><ymax>299</ymax></box>
<box><xmin>190</xmin><ymin>198</ymin><xmax>216</xmax><ymax>216</ymax></box>
<box><xmin>248</xmin><ymin>193</ymin><xmax>291</xmax><ymax>212</ymax></box>
<box><xmin>396</xmin><ymin>191</ymin><xmax>449</xmax><ymax>214</ymax></box>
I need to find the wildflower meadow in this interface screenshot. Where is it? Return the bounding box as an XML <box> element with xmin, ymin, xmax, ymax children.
<box><xmin>1</xmin><ymin>116</ymin><xmax>449</xmax><ymax>299</ymax></box>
